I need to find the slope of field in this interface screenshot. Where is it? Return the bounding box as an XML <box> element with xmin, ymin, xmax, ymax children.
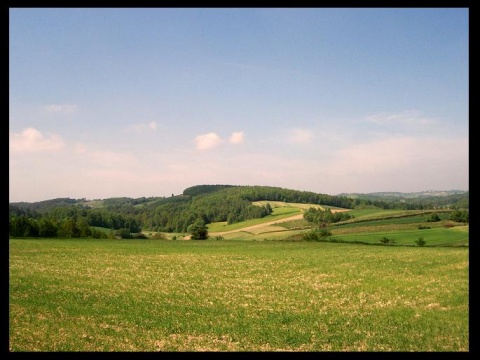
<box><xmin>202</xmin><ymin>203</ymin><xmax>468</xmax><ymax>247</ymax></box>
<box><xmin>208</xmin><ymin>202</ymin><xmax>349</xmax><ymax>240</ymax></box>
<box><xmin>322</xmin><ymin>209</ymin><xmax>468</xmax><ymax>247</ymax></box>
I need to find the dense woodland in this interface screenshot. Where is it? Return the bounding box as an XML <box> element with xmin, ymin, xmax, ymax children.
<box><xmin>9</xmin><ymin>185</ymin><xmax>469</xmax><ymax>239</ymax></box>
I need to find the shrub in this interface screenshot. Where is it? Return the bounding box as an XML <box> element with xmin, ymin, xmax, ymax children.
<box><xmin>115</xmin><ymin>228</ymin><xmax>132</xmax><ymax>239</ymax></box>
<box><xmin>415</xmin><ymin>237</ymin><xmax>426</xmax><ymax>247</ymax></box>
<box><xmin>426</xmin><ymin>213</ymin><xmax>441</xmax><ymax>222</ymax></box>
<box><xmin>91</xmin><ymin>228</ymin><xmax>108</xmax><ymax>239</ymax></box>
<box><xmin>132</xmin><ymin>233</ymin><xmax>147</xmax><ymax>239</ymax></box>
<box><xmin>150</xmin><ymin>232</ymin><xmax>167</xmax><ymax>240</ymax></box>
<box><xmin>450</xmin><ymin>209</ymin><xmax>469</xmax><ymax>223</ymax></box>
<box><xmin>380</xmin><ymin>237</ymin><xmax>393</xmax><ymax>245</ymax></box>
<box><xmin>303</xmin><ymin>229</ymin><xmax>332</xmax><ymax>242</ymax></box>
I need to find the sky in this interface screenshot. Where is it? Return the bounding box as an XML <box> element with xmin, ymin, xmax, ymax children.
<box><xmin>9</xmin><ymin>8</ymin><xmax>469</xmax><ymax>202</ymax></box>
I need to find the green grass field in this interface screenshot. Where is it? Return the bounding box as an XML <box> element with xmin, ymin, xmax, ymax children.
<box><xmin>9</xmin><ymin>238</ymin><xmax>468</xmax><ymax>351</ymax></box>
<box><xmin>207</xmin><ymin>205</ymin><xmax>302</xmax><ymax>233</ymax></box>
<box><xmin>330</xmin><ymin>226</ymin><xmax>469</xmax><ymax>246</ymax></box>
<box><xmin>201</xmin><ymin>204</ymin><xmax>468</xmax><ymax>247</ymax></box>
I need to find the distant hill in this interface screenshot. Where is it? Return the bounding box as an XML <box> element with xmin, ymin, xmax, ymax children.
<box><xmin>10</xmin><ymin>186</ymin><xmax>468</xmax><ymax>212</ymax></box>
<box><xmin>182</xmin><ymin>184</ymin><xmax>237</xmax><ymax>197</ymax></box>
<box><xmin>337</xmin><ymin>190</ymin><xmax>468</xmax><ymax>211</ymax></box>
<box><xmin>337</xmin><ymin>190</ymin><xmax>467</xmax><ymax>199</ymax></box>
<box><xmin>9</xmin><ymin>185</ymin><xmax>468</xmax><ymax>235</ymax></box>
<box><xmin>8</xmin><ymin>185</ymin><xmax>355</xmax><ymax>233</ymax></box>
<box><xmin>9</xmin><ymin>197</ymin><xmax>83</xmax><ymax>216</ymax></box>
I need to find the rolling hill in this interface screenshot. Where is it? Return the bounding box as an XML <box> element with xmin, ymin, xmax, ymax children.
<box><xmin>9</xmin><ymin>185</ymin><xmax>468</xmax><ymax>241</ymax></box>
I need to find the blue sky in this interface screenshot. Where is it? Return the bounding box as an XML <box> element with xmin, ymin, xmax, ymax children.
<box><xmin>9</xmin><ymin>8</ymin><xmax>469</xmax><ymax>202</ymax></box>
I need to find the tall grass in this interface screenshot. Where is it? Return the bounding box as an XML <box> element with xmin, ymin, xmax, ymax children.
<box><xmin>10</xmin><ymin>238</ymin><xmax>468</xmax><ymax>351</ymax></box>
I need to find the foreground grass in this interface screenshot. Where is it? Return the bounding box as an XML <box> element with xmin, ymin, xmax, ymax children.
<box><xmin>9</xmin><ymin>238</ymin><xmax>468</xmax><ymax>352</ymax></box>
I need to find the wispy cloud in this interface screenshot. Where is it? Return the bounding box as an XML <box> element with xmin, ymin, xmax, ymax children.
<box><xmin>229</xmin><ymin>131</ymin><xmax>244</xmax><ymax>144</ymax></box>
<box><xmin>44</xmin><ymin>103</ymin><xmax>78</xmax><ymax>114</ymax></box>
<box><xmin>327</xmin><ymin>135</ymin><xmax>468</xmax><ymax>177</ymax></box>
<box><xmin>289</xmin><ymin>128</ymin><xmax>314</xmax><ymax>144</ymax></box>
<box><xmin>86</xmin><ymin>150</ymin><xmax>138</xmax><ymax>168</ymax></box>
<box><xmin>195</xmin><ymin>132</ymin><xmax>223</xmax><ymax>150</ymax></box>
<box><xmin>73</xmin><ymin>142</ymin><xmax>88</xmax><ymax>154</ymax></box>
<box><xmin>9</xmin><ymin>127</ymin><xmax>65</xmax><ymax>153</ymax></box>
<box><xmin>124</xmin><ymin>121</ymin><xmax>158</xmax><ymax>133</ymax></box>
<box><xmin>366</xmin><ymin>110</ymin><xmax>436</xmax><ymax>126</ymax></box>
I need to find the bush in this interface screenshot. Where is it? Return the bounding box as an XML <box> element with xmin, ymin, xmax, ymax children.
<box><xmin>91</xmin><ymin>228</ymin><xmax>108</xmax><ymax>239</ymax></box>
<box><xmin>132</xmin><ymin>233</ymin><xmax>147</xmax><ymax>239</ymax></box>
<box><xmin>380</xmin><ymin>236</ymin><xmax>395</xmax><ymax>245</ymax></box>
<box><xmin>150</xmin><ymin>232</ymin><xmax>167</xmax><ymax>240</ymax></box>
<box><xmin>303</xmin><ymin>229</ymin><xmax>332</xmax><ymax>242</ymax></box>
<box><xmin>415</xmin><ymin>237</ymin><xmax>426</xmax><ymax>247</ymax></box>
<box><xmin>426</xmin><ymin>213</ymin><xmax>441</xmax><ymax>222</ymax></box>
<box><xmin>450</xmin><ymin>209</ymin><xmax>469</xmax><ymax>223</ymax></box>
<box><xmin>115</xmin><ymin>228</ymin><xmax>132</xmax><ymax>239</ymax></box>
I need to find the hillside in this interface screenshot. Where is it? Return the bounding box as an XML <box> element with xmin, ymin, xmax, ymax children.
<box><xmin>9</xmin><ymin>185</ymin><xmax>469</xmax><ymax>239</ymax></box>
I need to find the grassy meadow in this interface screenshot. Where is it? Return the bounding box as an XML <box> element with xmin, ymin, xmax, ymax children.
<box><xmin>9</xmin><ymin>237</ymin><xmax>468</xmax><ymax>352</ymax></box>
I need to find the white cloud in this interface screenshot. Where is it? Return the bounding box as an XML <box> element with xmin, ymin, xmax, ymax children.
<box><xmin>229</xmin><ymin>131</ymin><xmax>244</xmax><ymax>144</ymax></box>
<box><xmin>289</xmin><ymin>128</ymin><xmax>314</xmax><ymax>144</ymax></box>
<box><xmin>195</xmin><ymin>132</ymin><xmax>222</xmax><ymax>150</ymax></box>
<box><xmin>44</xmin><ymin>104</ymin><xmax>78</xmax><ymax>114</ymax></box>
<box><xmin>9</xmin><ymin>127</ymin><xmax>65</xmax><ymax>153</ymax></box>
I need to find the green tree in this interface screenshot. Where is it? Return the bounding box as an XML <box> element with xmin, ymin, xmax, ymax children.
<box><xmin>450</xmin><ymin>209</ymin><xmax>469</xmax><ymax>223</ymax></box>
<box><xmin>9</xmin><ymin>216</ymin><xmax>39</xmax><ymax>237</ymax></box>
<box><xmin>58</xmin><ymin>218</ymin><xmax>81</xmax><ymax>238</ymax></box>
<box><xmin>188</xmin><ymin>220</ymin><xmax>208</xmax><ymax>240</ymax></box>
<box><xmin>264</xmin><ymin>203</ymin><xmax>273</xmax><ymax>215</ymax></box>
<box><xmin>76</xmin><ymin>217</ymin><xmax>92</xmax><ymax>237</ymax></box>
<box><xmin>38</xmin><ymin>218</ymin><xmax>58</xmax><ymax>237</ymax></box>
